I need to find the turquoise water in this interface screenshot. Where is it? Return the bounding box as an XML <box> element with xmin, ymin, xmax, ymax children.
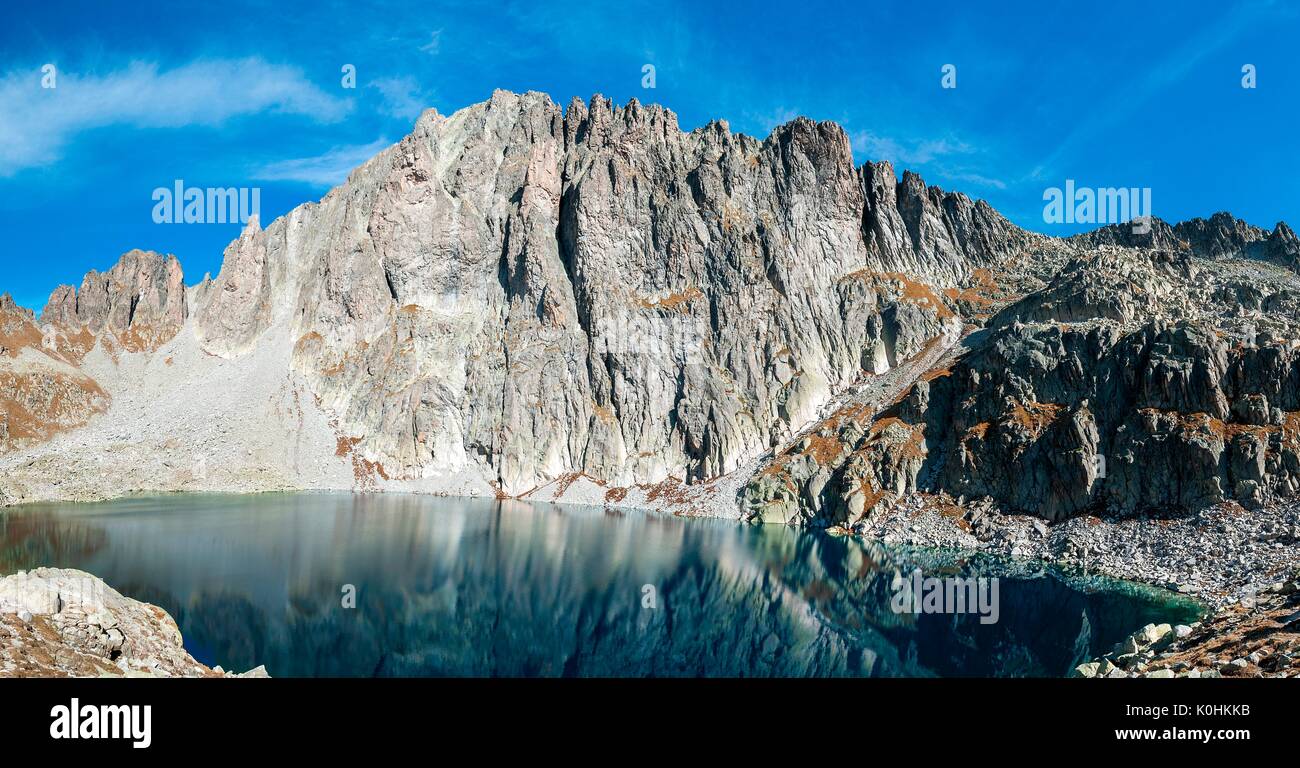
<box><xmin>0</xmin><ymin>492</ymin><xmax>1201</xmax><ymax>677</ymax></box>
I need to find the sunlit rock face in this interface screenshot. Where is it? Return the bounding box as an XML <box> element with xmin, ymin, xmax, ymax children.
<box><xmin>184</xmin><ymin>90</ymin><xmax>1020</xmax><ymax>496</ymax></box>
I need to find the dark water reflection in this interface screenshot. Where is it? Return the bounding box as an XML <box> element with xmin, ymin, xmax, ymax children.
<box><xmin>0</xmin><ymin>493</ymin><xmax>1201</xmax><ymax>677</ymax></box>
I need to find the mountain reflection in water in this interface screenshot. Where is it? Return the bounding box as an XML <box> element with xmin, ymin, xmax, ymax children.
<box><xmin>0</xmin><ymin>493</ymin><xmax>1201</xmax><ymax>677</ymax></box>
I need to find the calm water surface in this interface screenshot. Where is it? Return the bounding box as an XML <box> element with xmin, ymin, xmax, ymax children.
<box><xmin>0</xmin><ymin>493</ymin><xmax>1201</xmax><ymax>677</ymax></box>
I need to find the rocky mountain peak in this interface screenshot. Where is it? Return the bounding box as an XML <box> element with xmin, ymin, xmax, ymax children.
<box><xmin>1172</xmin><ymin>211</ymin><xmax>1269</xmax><ymax>258</ymax></box>
<box><xmin>1070</xmin><ymin>210</ymin><xmax>1298</xmax><ymax>275</ymax></box>
<box><xmin>1266</xmin><ymin>221</ymin><xmax>1300</xmax><ymax>271</ymax></box>
<box><xmin>40</xmin><ymin>249</ymin><xmax>187</xmax><ymax>352</ymax></box>
<box><xmin>177</xmin><ymin>89</ymin><xmax>1029</xmax><ymax>495</ymax></box>
<box><xmin>0</xmin><ymin>293</ymin><xmax>40</xmax><ymax>360</ymax></box>
<box><xmin>0</xmin><ymin>293</ymin><xmax>33</xmax><ymax>323</ymax></box>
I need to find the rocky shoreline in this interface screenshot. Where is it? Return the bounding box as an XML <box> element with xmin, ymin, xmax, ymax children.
<box><xmin>846</xmin><ymin>494</ymin><xmax>1300</xmax><ymax>676</ymax></box>
<box><xmin>2</xmin><ymin>493</ymin><xmax>1294</xmax><ymax>677</ymax></box>
<box><xmin>1071</xmin><ymin>577</ymin><xmax>1300</xmax><ymax>678</ymax></box>
<box><xmin>0</xmin><ymin>567</ymin><xmax>267</xmax><ymax>678</ymax></box>
<box><xmin>860</xmin><ymin>495</ymin><xmax>1300</xmax><ymax>611</ymax></box>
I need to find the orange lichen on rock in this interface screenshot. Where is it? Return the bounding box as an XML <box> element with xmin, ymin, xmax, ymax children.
<box><xmin>355</xmin><ymin>457</ymin><xmax>389</xmax><ymax>482</ymax></box>
<box><xmin>642</xmin><ymin>475</ymin><xmax>694</xmax><ymax>508</ymax></box>
<box><xmin>115</xmin><ymin>322</ymin><xmax>182</xmax><ymax>354</ymax></box>
<box><xmin>343</xmin><ymin>439</ymin><xmax>390</xmax><ymax>488</ymax></box>
<box><xmin>0</xmin><ymin>370</ymin><xmax>109</xmax><ymax>448</ymax></box>
<box><xmin>637</xmin><ymin>286</ymin><xmax>704</xmax><ymax>312</ymax></box>
<box><xmin>841</xmin><ymin>270</ymin><xmax>955</xmax><ymax>320</ymax></box>
<box><xmin>868</xmin><ymin>416</ymin><xmax>907</xmax><ymax>435</ymax></box>
<box><xmin>851</xmin><ymin>478</ymin><xmax>893</xmax><ymax>515</ymax></box>
<box><xmin>941</xmin><ymin>267</ymin><xmax>1014</xmax><ymax>318</ymax></box>
<box><xmin>1007</xmin><ymin>400</ymin><xmax>1065</xmax><ymax>434</ymax></box>
<box><xmin>815</xmin><ymin>399</ymin><xmax>873</xmax><ymax>434</ymax></box>
<box><xmin>0</xmin><ymin>314</ymin><xmax>42</xmax><ymax>358</ymax></box>
<box><xmin>551</xmin><ymin>471</ymin><xmax>583</xmax><ymax>498</ymax></box>
<box><xmin>295</xmin><ymin>331</ymin><xmax>323</xmax><ymax>351</ymax></box>
<box><xmin>1283</xmin><ymin>412</ymin><xmax>1300</xmax><ymax>448</ymax></box>
<box><xmin>1139</xmin><ymin>408</ymin><xmax>1282</xmax><ymax>442</ymax></box>
<box><xmin>801</xmin><ymin>433</ymin><xmax>846</xmax><ymax>465</ymax></box>
<box><xmin>868</xmin><ymin>416</ymin><xmax>927</xmax><ymax>459</ymax></box>
<box><xmin>53</xmin><ymin>327</ymin><xmax>97</xmax><ymax>365</ymax></box>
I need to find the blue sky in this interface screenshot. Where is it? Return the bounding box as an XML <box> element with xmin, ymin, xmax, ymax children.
<box><xmin>1</xmin><ymin>0</ymin><xmax>1296</xmax><ymax>311</ymax></box>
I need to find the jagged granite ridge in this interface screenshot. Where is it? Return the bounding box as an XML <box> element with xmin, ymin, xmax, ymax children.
<box><xmin>2</xmin><ymin>89</ymin><xmax>1298</xmax><ymax>530</ymax></box>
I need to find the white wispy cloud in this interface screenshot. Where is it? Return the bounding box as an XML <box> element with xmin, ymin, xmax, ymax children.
<box><xmin>253</xmin><ymin>138</ymin><xmax>392</xmax><ymax>187</ymax></box>
<box><xmin>850</xmin><ymin>130</ymin><xmax>1005</xmax><ymax>190</ymax></box>
<box><xmin>942</xmin><ymin>171</ymin><xmax>1006</xmax><ymax>191</ymax></box>
<box><xmin>370</xmin><ymin>75</ymin><xmax>434</xmax><ymax>120</ymax></box>
<box><xmin>419</xmin><ymin>29</ymin><xmax>443</xmax><ymax>54</ymax></box>
<box><xmin>850</xmin><ymin>131</ymin><xmax>972</xmax><ymax>166</ymax></box>
<box><xmin>752</xmin><ymin>105</ymin><xmax>802</xmax><ymax>132</ymax></box>
<box><xmin>0</xmin><ymin>57</ymin><xmax>351</xmax><ymax>176</ymax></box>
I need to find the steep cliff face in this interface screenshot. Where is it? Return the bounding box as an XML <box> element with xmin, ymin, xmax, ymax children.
<box><xmin>174</xmin><ymin>90</ymin><xmax>1024</xmax><ymax>496</ymax></box>
<box><xmin>863</xmin><ymin>165</ymin><xmax>1038</xmax><ymax>285</ymax></box>
<box><xmin>193</xmin><ymin>219</ymin><xmax>272</xmax><ymax>358</ymax></box>
<box><xmin>4</xmin><ymin>90</ymin><xmax>1298</xmax><ymax>525</ymax></box>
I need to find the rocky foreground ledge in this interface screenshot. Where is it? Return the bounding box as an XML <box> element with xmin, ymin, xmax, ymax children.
<box><xmin>0</xmin><ymin>568</ymin><xmax>267</xmax><ymax>678</ymax></box>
